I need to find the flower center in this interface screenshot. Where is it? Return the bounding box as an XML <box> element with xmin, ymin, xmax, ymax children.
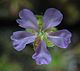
<box><xmin>33</xmin><ymin>30</ymin><xmax>47</xmax><ymax>50</ymax></box>
<box><xmin>38</xmin><ymin>30</ymin><xmax>46</xmax><ymax>40</ymax></box>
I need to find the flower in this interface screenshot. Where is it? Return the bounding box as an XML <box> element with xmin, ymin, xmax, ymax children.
<box><xmin>11</xmin><ymin>8</ymin><xmax>72</xmax><ymax>65</ymax></box>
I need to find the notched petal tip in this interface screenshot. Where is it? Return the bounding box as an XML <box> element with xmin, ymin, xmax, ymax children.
<box><xmin>19</xmin><ymin>9</ymin><xmax>31</xmax><ymax>18</ymax></box>
<box><xmin>48</xmin><ymin>29</ymin><xmax>72</xmax><ymax>48</ymax></box>
<box><xmin>32</xmin><ymin>40</ymin><xmax>51</xmax><ymax>65</ymax></box>
<box><xmin>11</xmin><ymin>31</ymin><xmax>36</xmax><ymax>51</ymax></box>
<box><xmin>43</xmin><ymin>8</ymin><xmax>63</xmax><ymax>30</ymax></box>
<box><xmin>17</xmin><ymin>9</ymin><xmax>38</xmax><ymax>30</ymax></box>
<box><xmin>16</xmin><ymin>19</ymin><xmax>38</xmax><ymax>30</ymax></box>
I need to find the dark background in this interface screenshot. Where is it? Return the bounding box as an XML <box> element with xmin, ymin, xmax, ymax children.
<box><xmin>0</xmin><ymin>0</ymin><xmax>80</xmax><ymax>71</ymax></box>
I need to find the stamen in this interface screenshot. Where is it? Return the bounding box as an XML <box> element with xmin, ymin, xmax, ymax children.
<box><xmin>33</xmin><ymin>37</ymin><xmax>41</xmax><ymax>50</ymax></box>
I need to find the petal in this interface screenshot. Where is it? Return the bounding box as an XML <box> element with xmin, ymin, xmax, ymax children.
<box><xmin>17</xmin><ymin>9</ymin><xmax>38</xmax><ymax>30</ymax></box>
<box><xmin>43</xmin><ymin>8</ymin><xmax>63</xmax><ymax>30</ymax></box>
<box><xmin>32</xmin><ymin>40</ymin><xmax>51</xmax><ymax>65</ymax></box>
<box><xmin>11</xmin><ymin>31</ymin><xmax>36</xmax><ymax>51</ymax></box>
<box><xmin>48</xmin><ymin>29</ymin><xmax>72</xmax><ymax>48</ymax></box>
<box><xmin>16</xmin><ymin>19</ymin><xmax>37</xmax><ymax>30</ymax></box>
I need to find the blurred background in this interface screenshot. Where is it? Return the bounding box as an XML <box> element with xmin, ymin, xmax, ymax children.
<box><xmin>0</xmin><ymin>0</ymin><xmax>80</xmax><ymax>71</ymax></box>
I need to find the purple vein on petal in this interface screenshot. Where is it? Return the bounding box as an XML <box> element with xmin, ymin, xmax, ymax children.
<box><xmin>43</xmin><ymin>8</ymin><xmax>63</xmax><ymax>30</ymax></box>
<box><xmin>32</xmin><ymin>40</ymin><xmax>51</xmax><ymax>65</ymax></box>
<box><xmin>47</xmin><ymin>29</ymin><xmax>72</xmax><ymax>48</ymax></box>
<box><xmin>16</xmin><ymin>19</ymin><xmax>37</xmax><ymax>30</ymax></box>
<box><xmin>11</xmin><ymin>31</ymin><xmax>36</xmax><ymax>51</ymax></box>
<box><xmin>17</xmin><ymin>9</ymin><xmax>38</xmax><ymax>30</ymax></box>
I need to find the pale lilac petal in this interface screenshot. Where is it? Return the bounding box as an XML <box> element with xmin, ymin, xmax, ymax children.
<box><xmin>11</xmin><ymin>31</ymin><xmax>36</xmax><ymax>51</ymax></box>
<box><xmin>43</xmin><ymin>8</ymin><xmax>63</xmax><ymax>30</ymax></box>
<box><xmin>48</xmin><ymin>29</ymin><xmax>72</xmax><ymax>48</ymax></box>
<box><xmin>17</xmin><ymin>9</ymin><xmax>38</xmax><ymax>30</ymax></box>
<box><xmin>32</xmin><ymin>40</ymin><xmax>51</xmax><ymax>65</ymax></box>
<box><xmin>16</xmin><ymin>19</ymin><xmax>37</xmax><ymax>30</ymax></box>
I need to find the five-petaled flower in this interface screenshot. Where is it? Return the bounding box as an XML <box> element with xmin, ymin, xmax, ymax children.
<box><xmin>11</xmin><ymin>8</ymin><xmax>72</xmax><ymax>65</ymax></box>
